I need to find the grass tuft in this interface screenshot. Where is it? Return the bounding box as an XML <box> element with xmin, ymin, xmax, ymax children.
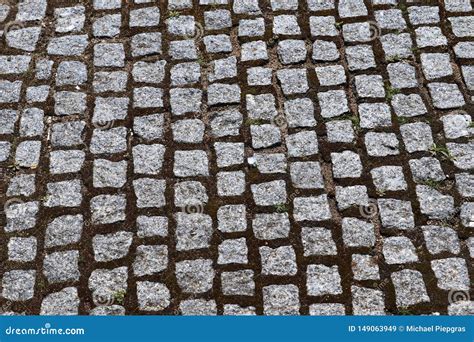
<box><xmin>429</xmin><ymin>143</ymin><xmax>455</xmax><ymax>161</ymax></box>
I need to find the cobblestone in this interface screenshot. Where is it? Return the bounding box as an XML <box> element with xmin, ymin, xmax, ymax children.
<box><xmin>1</xmin><ymin>0</ymin><xmax>472</xmax><ymax>316</ymax></box>
<box><xmin>40</xmin><ymin>287</ymin><xmax>79</xmax><ymax>315</ymax></box>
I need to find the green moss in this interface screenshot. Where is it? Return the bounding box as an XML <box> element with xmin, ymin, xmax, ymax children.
<box><xmin>274</xmin><ymin>203</ymin><xmax>289</xmax><ymax>213</ymax></box>
<box><xmin>385</xmin><ymin>83</ymin><xmax>400</xmax><ymax>102</ymax></box>
<box><xmin>245</xmin><ymin>118</ymin><xmax>265</xmax><ymax>126</ymax></box>
<box><xmin>113</xmin><ymin>290</ymin><xmax>126</xmax><ymax>305</ymax></box>
<box><xmin>422</xmin><ymin>179</ymin><xmax>442</xmax><ymax>189</ymax></box>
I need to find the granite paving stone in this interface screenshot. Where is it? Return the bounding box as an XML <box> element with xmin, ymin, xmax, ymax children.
<box><xmin>1</xmin><ymin>0</ymin><xmax>470</xmax><ymax>317</ymax></box>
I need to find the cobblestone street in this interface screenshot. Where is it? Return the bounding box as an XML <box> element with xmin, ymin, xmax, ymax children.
<box><xmin>0</xmin><ymin>0</ymin><xmax>473</xmax><ymax>315</ymax></box>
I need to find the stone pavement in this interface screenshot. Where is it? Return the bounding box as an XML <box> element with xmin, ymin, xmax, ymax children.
<box><xmin>0</xmin><ymin>0</ymin><xmax>473</xmax><ymax>315</ymax></box>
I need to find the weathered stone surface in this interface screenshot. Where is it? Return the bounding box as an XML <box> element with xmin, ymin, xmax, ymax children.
<box><xmin>179</xmin><ymin>299</ymin><xmax>217</xmax><ymax>315</ymax></box>
<box><xmin>219</xmin><ymin>238</ymin><xmax>248</xmax><ymax>265</ymax></box>
<box><xmin>352</xmin><ymin>254</ymin><xmax>380</xmax><ymax>281</ymax></box>
<box><xmin>391</xmin><ymin>270</ymin><xmax>429</xmax><ymax>307</ymax></box>
<box><xmin>2</xmin><ymin>270</ymin><xmax>36</xmax><ymax>301</ymax></box>
<box><xmin>263</xmin><ymin>285</ymin><xmax>300</xmax><ymax>315</ymax></box>
<box><xmin>1</xmin><ymin>2</ymin><xmax>469</xmax><ymax>316</ymax></box>
<box><xmin>133</xmin><ymin>245</ymin><xmax>168</xmax><ymax>276</ymax></box>
<box><xmin>301</xmin><ymin>227</ymin><xmax>337</xmax><ymax>256</ymax></box>
<box><xmin>93</xmin><ymin>231</ymin><xmax>133</xmax><ymax>262</ymax></box>
<box><xmin>253</xmin><ymin>213</ymin><xmax>290</xmax><ymax>240</ymax></box>
<box><xmin>137</xmin><ymin>282</ymin><xmax>170</xmax><ymax>311</ymax></box>
<box><xmin>431</xmin><ymin>258</ymin><xmax>469</xmax><ymax>291</ymax></box>
<box><xmin>40</xmin><ymin>287</ymin><xmax>79</xmax><ymax>315</ymax></box>
<box><xmin>307</xmin><ymin>264</ymin><xmax>342</xmax><ymax>296</ymax></box>
<box><xmin>260</xmin><ymin>245</ymin><xmax>296</xmax><ymax>276</ymax></box>
<box><xmin>352</xmin><ymin>286</ymin><xmax>385</xmax><ymax>315</ymax></box>
<box><xmin>44</xmin><ymin>180</ymin><xmax>82</xmax><ymax>208</ymax></box>
<box><xmin>43</xmin><ymin>250</ymin><xmax>80</xmax><ymax>284</ymax></box>
<box><xmin>342</xmin><ymin>218</ymin><xmax>375</xmax><ymax>247</ymax></box>
<box><xmin>221</xmin><ymin>270</ymin><xmax>255</xmax><ymax>296</ymax></box>
<box><xmin>47</xmin><ymin>35</ymin><xmax>88</xmax><ymax>56</ymax></box>
<box><xmin>378</xmin><ymin>199</ymin><xmax>415</xmax><ymax>229</ymax></box>
<box><xmin>383</xmin><ymin>237</ymin><xmax>418</xmax><ymax>265</ymax></box>
<box><xmin>175</xmin><ymin>213</ymin><xmax>212</xmax><ymax>251</ymax></box>
<box><xmin>45</xmin><ymin>215</ymin><xmax>83</xmax><ymax>248</ymax></box>
<box><xmin>91</xmin><ymin>194</ymin><xmax>126</xmax><ymax>224</ymax></box>
<box><xmin>8</xmin><ymin>237</ymin><xmax>37</xmax><ymax>262</ymax></box>
<box><xmin>175</xmin><ymin>259</ymin><xmax>215</xmax><ymax>294</ymax></box>
<box><xmin>294</xmin><ymin>195</ymin><xmax>332</xmax><ymax>222</ymax></box>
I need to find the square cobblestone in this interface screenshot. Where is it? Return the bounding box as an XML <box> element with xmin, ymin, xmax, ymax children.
<box><xmin>1</xmin><ymin>1</ymin><xmax>470</xmax><ymax>316</ymax></box>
